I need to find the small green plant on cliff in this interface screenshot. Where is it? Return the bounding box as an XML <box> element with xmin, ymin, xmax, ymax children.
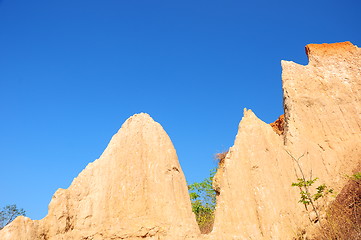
<box><xmin>287</xmin><ymin>151</ymin><xmax>333</xmax><ymax>224</ymax></box>
<box><xmin>291</xmin><ymin>177</ymin><xmax>333</xmax><ymax>221</ymax></box>
<box><xmin>348</xmin><ymin>172</ymin><xmax>361</xmax><ymax>181</ymax></box>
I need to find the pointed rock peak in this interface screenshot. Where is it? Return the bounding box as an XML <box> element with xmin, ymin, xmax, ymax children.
<box><xmin>236</xmin><ymin>109</ymin><xmax>283</xmax><ymax>141</ymax></box>
<box><xmin>242</xmin><ymin>108</ymin><xmax>253</xmax><ymax>117</ymax></box>
<box><xmin>234</xmin><ymin>108</ymin><xmax>278</xmax><ymax>140</ymax></box>
<box><xmin>239</xmin><ymin>108</ymin><xmax>265</xmax><ymax>127</ymax></box>
<box><xmin>115</xmin><ymin>113</ymin><xmax>166</xmax><ymax>138</ymax></box>
<box><xmin>121</xmin><ymin>112</ymin><xmax>155</xmax><ymax>126</ymax></box>
<box><xmin>241</xmin><ymin>108</ymin><xmax>259</xmax><ymax>122</ymax></box>
<box><xmin>128</xmin><ymin>112</ymin><xmax>153</xmax><ymax>120</ymax></box>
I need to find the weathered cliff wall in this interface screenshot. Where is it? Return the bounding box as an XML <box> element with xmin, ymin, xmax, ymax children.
<box><xmin>208</xmin><ymin>41</ymin><xmax>361</xmax><ymax>239</ymax></box>
<box><xmin>282</xmin><ymin>42</ymin><xmax>361</xmax><ymax>188</ymax></box>
<box><xmin>0</xmin><ymin>114</ymin><xmax>200</xmax><ymax>240</ymax></box>
<box><xmin>1</xmin><ymin>42</ymin><xmax>360</xmax><ymax>240</ymax></box>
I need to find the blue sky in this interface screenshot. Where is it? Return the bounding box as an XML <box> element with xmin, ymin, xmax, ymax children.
<box><xmin>0</xmin><ymin>0</ymin><xmax>360</xmax><ymax>220</ymax></box>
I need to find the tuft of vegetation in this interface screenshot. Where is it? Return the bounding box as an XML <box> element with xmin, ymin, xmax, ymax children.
<box><xmin>188</xmin><ymin>151</ymin><xmax>227</xmax><ymax>234</ymax></box>
<box><xmin>215</xmin><ymin>151</ymin><xmax>228</xmax><ymax>168</ymax></box>
<box><xmin>188</xmin><ymin>168</ymin><xmax>216</xmax><ymax>234</ymax></box>
<box><xmin>349</xmin><ymin>172</ymin><xmax>361</xmax><ymax>181</ymax></box>
<box><xmin>0</xmin><ymin>204</ymin><xmax>26</xmax><ymax>230</ymax></box>
<box><xmin>292</xmin><ymin>177</ymin><xmax>333</xmax><ymax>221</ymax></box>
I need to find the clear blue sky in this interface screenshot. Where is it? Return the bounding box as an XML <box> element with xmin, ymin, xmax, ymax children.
<box><xmin>0</xmin><ymin>0</ymin><xmax>360</xmax><ymax>220</ymax></box>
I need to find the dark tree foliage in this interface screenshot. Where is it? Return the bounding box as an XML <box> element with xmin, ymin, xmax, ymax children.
<box><xmin>0</xmin><ymin>204</ymin><xmax>26</xmax><ymax>230</ymax></box>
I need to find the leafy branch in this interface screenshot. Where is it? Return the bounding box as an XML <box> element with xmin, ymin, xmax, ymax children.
<box><xmin>287</xmin><ymin>151</ymin><xmax>333</xmax><ymax>224</ymax></box>
<box><xmin>0</xmin><ymin>204</ymin><xmax>26</xmax><ymax>230</ymax></box>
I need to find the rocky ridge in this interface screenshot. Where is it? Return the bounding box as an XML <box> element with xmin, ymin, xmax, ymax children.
<box><xmin>209</xmin><ymin>41</ymin><xmax>361</xmax><ymax>239</ymax></box>
<box><xmin>0</xmin><ymin>114</ymin><xmax>200</xmax><ymax>240</ymax></box>
<box><xmin>1</xmin><ymin>42</ymin><xmax>360</xmax><ymax>239</ymax></box>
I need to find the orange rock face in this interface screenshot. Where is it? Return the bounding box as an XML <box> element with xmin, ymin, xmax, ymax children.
<box><xmin>305</xmin><ymin>41</ymin><xmax>357</xmax><ymax>65</ymax></box>
<box><xmin>270</xmin><ymin>114</ymin><xmax>284</xmax><ymax>135</ymax></box>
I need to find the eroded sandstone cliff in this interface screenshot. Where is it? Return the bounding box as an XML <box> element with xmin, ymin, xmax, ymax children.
<box><xmin>1</xmin><ymin>42</ymin><xmax>360</xmax><ymax>240</ymax></box>
<box><xmin>0</xmin><ymin>113</ymin><xmax>200</xmax><ymax>240</ymax></box>
<box><xmin>208</xmin><ymin>41</ymin><xmax>361</xmax><ymax>239</ymax></box>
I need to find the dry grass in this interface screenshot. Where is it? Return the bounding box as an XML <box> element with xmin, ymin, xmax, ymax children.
<box><xmin>215</xmin><ymin>151</ymin><xmax>228</xmax><ymax>168</ymax></box>
<box><xmin>197</xmin><ymin>212</ymin><xmax>215</xmax><ymax>234</ymax></box>
<box><xmin>316</xmin><ymin>171</ymin><xmax>361</xmax><ymax>240</ymax></box>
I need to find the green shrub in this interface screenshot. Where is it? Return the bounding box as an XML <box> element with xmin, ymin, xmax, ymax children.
<box><xmin>188</xmin><ymin>168</ymin><xmax>216</xmax><ymax>234</ymax></box>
